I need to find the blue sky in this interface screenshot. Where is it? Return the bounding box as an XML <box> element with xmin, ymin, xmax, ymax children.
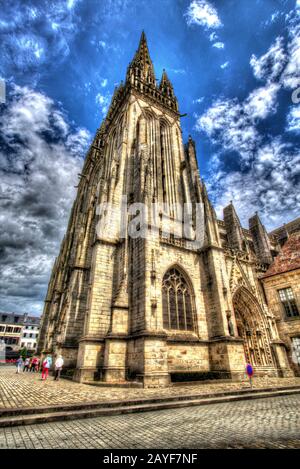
<box><xmin>0</xmin><ymin>0</ymin><xmax>299</xmax><ymax>314</ymax></box>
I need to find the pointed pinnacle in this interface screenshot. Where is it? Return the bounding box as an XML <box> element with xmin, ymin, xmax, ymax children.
<box><xmin>160</xmin><ymin>69</ymin><xmax>174</xmax><ymax>91</ymax></box>
<box><xmin>137</xmin><ymin>30</ymin><xmax>149</xmax><ymax>53</ymax></box>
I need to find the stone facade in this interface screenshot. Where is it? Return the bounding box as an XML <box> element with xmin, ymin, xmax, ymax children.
<box><xmin>38</xmin><ymin>33</ymin><xmax>294</xmax><ymax>387</ymax></box>
<box><xmin>261</xmin><ymin>228</ymin><xmax>300</xmax><ymax>376</ymax></box>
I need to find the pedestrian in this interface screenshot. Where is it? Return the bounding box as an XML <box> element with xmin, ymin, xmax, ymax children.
<box><xmin>54</xmin><ymin>355</ymin><xmax>64</xmax><ymax>381</ymax></box>
<box><xmin>246</xmin><ymin>362</ymin><xmax>254</xmax><ymax>388</ymax></box>
<box><xmin>30</xmin><ymin>356</ymin><xmax>37</xmax><ymax>372</ymax></box>
<box><xmin>23</xmin><ymin>357</ymin><xmax>30</xmax><ymax>372</ymax></box>
<box><xmin>41</xmin><ymin>355</ymin><xmax>52</xmax><ymax>380</ymax></box>
<box><xmin>35</xmin><ymin>357</ymin><xmax>40</xmax><ymax>372</ymax></box>
<box><xmin>16</xmin><ymin>356</ymin><xmax>23</xmax><ymax>374</ymax></box>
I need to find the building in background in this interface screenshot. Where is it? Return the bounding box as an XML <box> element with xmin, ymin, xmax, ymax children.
<box><xmin>261</xmin><ymin>222</ymin><xmax>300</xmax><ymax>376</ymax></box>
<box><xmin>20</xmin><ymin>314</ymin><xmax>41</xmax><ymax>351</ymax></box>
<box><xmin>0</xmin><ymin>313</ymin><xmax>23</xmax><ymax>352</ymax></box>
<box><xmin>0</xmin><ymin>313</ymin><xmax>40</xmax><ymax>356</ymax></box>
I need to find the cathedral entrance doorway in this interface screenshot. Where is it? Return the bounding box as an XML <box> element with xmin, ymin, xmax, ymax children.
<box><xmin>233</xmin><ymin>287</ymin><xmax>275</xmax><ymax>371</ymax></box>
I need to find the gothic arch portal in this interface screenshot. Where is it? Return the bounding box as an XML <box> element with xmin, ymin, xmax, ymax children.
<box><xmin>233</xmin><ymin>286</ymin><xmax>274</xmax><ymax>368</ymax></box>
<box><xmin>162</xmin><ymin>265</ymin><xmax>197</xmax><ymax>333</ymax></box>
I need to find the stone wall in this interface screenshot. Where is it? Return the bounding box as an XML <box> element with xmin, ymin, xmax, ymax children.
<box><xmin>263</xmin><ymin>269</ymin><xmax>300</xmax><ymax>376</ymax></box>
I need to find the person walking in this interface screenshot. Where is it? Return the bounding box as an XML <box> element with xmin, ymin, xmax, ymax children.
<box><xmin>23</xmin><ymin>357</ymin><xmax>30</xmax><ymax>372</ymax></box>
<box><xmin>35</xmin><ymin>356</ymin><xmax>40</xmax><ymax>372</ymax></box>
<box><xmin>246</xmin><ymin>362</ymin><xmax>254</xmax><ymax>388</ymax></box>
<box><xmin>41</xmin><ymin>355</ymin><xmax>52</xmax><ymax>380</ymax></box>
<box><xmin>54</xmin><ymin>355</ymin><xmax>64</xmax><ymax>381</ymax></box>
<box><xmin>30</xmin><ymin>356</ymin><xmax>37</xmax><ymax>372</ymax></box>
<box><xmin>16</xmin><ymin>356</ymin><xmax>23</xmax><ymax>374</ymax></box>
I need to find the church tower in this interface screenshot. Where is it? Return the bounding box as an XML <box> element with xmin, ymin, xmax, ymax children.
<box><xmin>38</xmin><ymin>33</ymin><xmax>292</xmax><ymax>386</ymax></box>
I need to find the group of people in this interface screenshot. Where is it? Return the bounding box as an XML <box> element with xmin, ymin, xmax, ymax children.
<box><xmin>22</xmin><ymin>356</ymin><xmax>40</xmax><ymax>373</ymax></box>
<box><xmin>15</xmin><ymin>354</ymin><xmax>64</xmax><ymax>381</ymax></box>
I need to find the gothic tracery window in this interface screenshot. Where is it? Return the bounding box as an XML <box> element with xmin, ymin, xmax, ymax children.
<box><xmin>162</xmin><ymin>268</ymin><xmax>195</xmax><ymax>332</ymax></box>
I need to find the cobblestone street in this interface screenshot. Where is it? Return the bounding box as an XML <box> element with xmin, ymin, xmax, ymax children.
<box><xmin>1</xmin><ymin>366</ymin><xmax>300</xmax><ymax>409</ymax></box>
<box><xmin>0</xmin><ymin>394</ymin><xmax>300</xmax><ymax>449</ymax></box>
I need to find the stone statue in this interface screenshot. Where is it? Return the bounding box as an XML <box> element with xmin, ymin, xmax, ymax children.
<box><xmin>226</xmin><ymin>311</ymin><xmax>235</xmax><ymax>337</ymax></box>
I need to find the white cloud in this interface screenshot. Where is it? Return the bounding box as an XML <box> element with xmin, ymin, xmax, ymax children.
<box><xmin>264</xmin><ymin>11</ymin><xmax>281</xmax><ymax>26</ymax></box>
<box><xmin>67</xmin><ymin>0</ymin><xmax>79</xmax><ymax>9</ymax></box>
<box><xmin>244</xmin><ymin>83</ymin><xmax>279</xmax><ymax>119</ymax></box>
<box><xmin>101</xmin><ymin>78</ymin><xmax>108</xmax><ymax>87</ymax></box>
<box><xmin>208</xmin><ymin>140</ymin><xmax>300</xmax><ymax>230</ymax></box>
<box><xmin>0</xmin><ymin>85</ymin><xmax>91</xmax><ymax>313</ymax></box>
<box><xmin>220</xmin><ymin>61</ymin><xmax>229</xmax><ymax>69</ymax></box>
<box><xmin>270</xmin><ymin>11</ymin><xmax>280</xmax><ymax>22</ymax></box>
<box><xmin>197</xmin><ymin>6</ymin><xmax>300</xmax><ymax>231</ymax></box>
<box><xmin>250</xmin><ymin>37</ymin><xmax>286</xmax><ymax>83</ymax></box>
<box><xmin>170</xmin><ymin>68</ymin><xmax>186</xmax><ymax>74</ymax></box>
<box><xmin>197</xmin><ymin>9</ymin><xmax>300</xmax><ymax>230</ymax></box>
<box><xmin>250</xmin><ymin>13</ymin><xmax>300</xmax><ymax>90</ymax></box>
<box><xmin>96</xmin><ymin>92</ymin><xmax>111</xmax><ymax>115</ymax></box>
<box><xmin>281</xmin><ymin>32</ymin><xmax>300</xmax><ymax>89</ymax></box>
<box><xmin>197</xmin><ymin>97</ymin><xmax>259</xmax><ymax>161</ymax></box>
<box><xmin>212</xmin><ymin>42</ymin><xmax>224</xmax><ymax>49</ymax></box>
<box><xmin>196</xmin><ymin>82</ymin><xmax>279</xmax><ymax>161</ymax></box>
<box><xmin>286</xmin><ymin>105</ymin><xmax>300</xmax><ymax>132</ymax></box>
<box><xmin>0</xmin><ymin>1</ymin><xmax>81</xmax><ymax>78</ymax></box>
<box><xmin>193</xmin><ymin>97</ymin><xmax>205</xmax><ymax>104</ymax></box>
<box><xmin>185</xmin><ymin>0</ymin><xmax>222</xmax><ymax>29</ymax></box>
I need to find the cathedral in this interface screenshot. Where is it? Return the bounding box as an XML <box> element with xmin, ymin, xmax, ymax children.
<box><xmin>38</xmin><ymin>32</ymin><xmax>297</xmax><ymax>386</ymax></box>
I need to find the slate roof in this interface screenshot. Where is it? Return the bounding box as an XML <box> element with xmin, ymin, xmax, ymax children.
<box><xmin>0</xmin><ymin>312</ymin><xmax>40</xmax><ymax>326</ymax></box>
<box><xmin>262</xmin><ymin>233</ymin><xmax>300</xmax><ymax>278</ymax></box>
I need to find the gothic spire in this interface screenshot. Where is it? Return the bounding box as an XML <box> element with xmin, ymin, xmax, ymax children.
<box><xmin>136</xmin><ymin>31</ymin><xmax>151</xmax><ymax>64</ymax></box>
<box><xmin>223</xmin><ymin>202</ymin><xmax>248</xmax><ymax>252</ymax></box>
<box><xmin>201</xmin><ymin>180</ymin><xmax>221</xmax><ymax>247</ymax></box>
<box><xmin>128</xmin><ymin>31</ymin><xmax>156</xmax><ymax>85</ymax></box>
<box><xmin>160</xmin><ymin>68</ymin><xmax>178</xmax><ymax>110</ymax></box>
<box><xmin>125</xmin><ymin>31</ymin><xmax>179</xmax><ymax>114</ymax></box>
<box><xmin>159</xmin><ymin>69</ymin><xmax>173</xmax><ymax>91</ymax></box>
<box><xmin>249</xmin><ymin>212</ymin><xmax>273</xmax><ymax>264</ymax></box>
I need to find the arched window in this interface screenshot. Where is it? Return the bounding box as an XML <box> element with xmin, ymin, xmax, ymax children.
<box><xmin>162</xmin><ymin>267</ymin><xmax>195</xmax><ymax>331</ymax></box>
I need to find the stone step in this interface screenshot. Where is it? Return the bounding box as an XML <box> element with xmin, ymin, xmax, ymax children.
<box><xmin>1</xmin><ymin>386</ymin><xmax>300</xmax><ymax>427</ymax></box>
<box><xmin>1</xmin><ymin>384</ymin><xmax>300</xmax><ymax>418</ymax></box>
<box><xmin>84</xmin><ymin>380</ymin><xmax>143</xmax><ymax>388</ymax></box>
<box><xmin>0</xmin><ymin>383</ymin><xmax>297</xmax><ymax>418</ymax></box>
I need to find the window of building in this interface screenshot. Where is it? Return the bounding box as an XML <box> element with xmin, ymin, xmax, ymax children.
<box><xmin>162</xmin><ymin>267</ymin><xmax>195</xmax><ymax>332</ymax></box>
<box><xmin>278</xmin><ymin>288</ymin><xmax>299</xmax><ymax>318</ymax></box>
<box><xmin>6</xmin><ymin>337</ymin><xmax>17</xmax><ymax>345</ymax></box>
<box><xmin>0</xmin><ymin>326</ymin><xmax>5</xmax><ymax>332</ymax></box>
<box><xmin>292</xmin><ymin>337</ymin><xmax>300</xmax><ymax>365</ymax></box>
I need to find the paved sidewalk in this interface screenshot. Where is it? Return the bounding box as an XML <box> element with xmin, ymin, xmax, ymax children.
<box><xmin>1</xmin><ymin>394</ymin><xmax>300</xmax><ymax>448</ymax></box>
<box><xmin>1</xmin><ymin>366</ymin><xmax>300</xmax><ymax>409</ymax></box>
